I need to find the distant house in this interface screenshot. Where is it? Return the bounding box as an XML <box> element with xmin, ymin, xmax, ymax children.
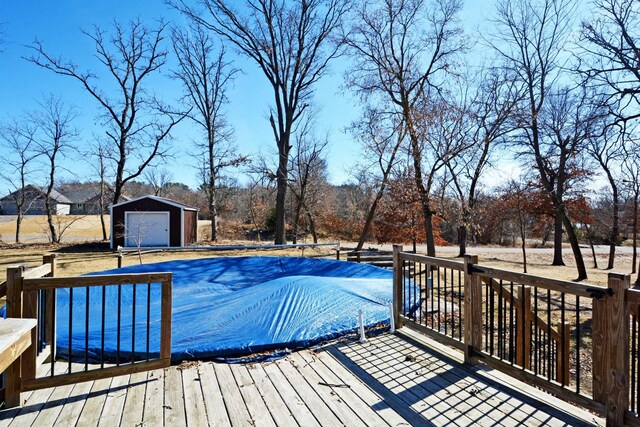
<box><xmin>0</xmin><ymin>184</ymin><xmax>129</xmax><ymax>216</ymax></box>
<box><xmin>0</xmin><ymin>185</ymin><xmax>72</xmax><ymax>215</ymax></box>
<box><xmin>59</xmin><ymin>185</ymin><xmax>127</xmax><ymax>214</ymax></box>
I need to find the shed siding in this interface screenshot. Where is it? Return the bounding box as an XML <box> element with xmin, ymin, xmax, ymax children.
<box><xmin>112</xmin><ymin>198</ymin><xmax>182</xmax><ymax>247</ymax></box>
<box><xmin>183</xmin><ymin>210</ymin><xmax>198</xmax><ymax>245</ymax></box>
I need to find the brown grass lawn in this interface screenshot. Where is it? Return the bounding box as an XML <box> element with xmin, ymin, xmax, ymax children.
<box><xmin>0</xmin><ymin>215</ymin><xmax>636</xmax><ymax>288</ymax></box>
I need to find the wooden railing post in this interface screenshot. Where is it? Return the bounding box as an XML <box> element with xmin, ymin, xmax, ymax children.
<box><xmin>593</xmin><ymin>272</ymin><xmax>630</xmax><ymax>426</ymax></box>
<box><xmin>515</xmin><ymin>286</ymin><xmax>532</xmax><ymax>369</ymax></box>
<box><xmin>160</xmin><ymin>274</ymin><xmax>173</xmax><ymax>361</ymax></box>
<box><xmin>392</xmin><ymin>245</ymin><xmax>403</xmax><ymax>330</ymax></box>
<box><xmin>558</xmin><ymin>321</ymin><xmax>570</xmax><ymax>386</ymax></box>
<box><xmin>5</xmin><ymin>266</ymin><xmax>25</xmax><ymax>408</ymax></box>
<box><xmin>464</xmin><ymin>255</ymin><xmax>482</xmax><ymax>364</ymax></box>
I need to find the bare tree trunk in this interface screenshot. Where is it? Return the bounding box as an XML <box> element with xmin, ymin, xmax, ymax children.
<box><xmin>552</xmin><ymin>212</ymin><xmax>565</xmax><ymax>265</ymax></box>
<box><xmin>45</xmin><ymin>197</ymin><xmax>58</xmax><ymax>243</ymax></box>
<box><xmin>307</xmin><ymin>211</ymin><xmax>318</xmax><ymax>244</ymax></box>
<box><xmin>45</xmin><ymin>163</ymin><xmax>59</xmax><ymax>243</ymax></box>
<box><xmin>606</xmin><ymin>183</ymin><xmax>619</xmax><ymax>269</ymax></box>
<box><xmin>561</xmin><ymin>210</ymin><xmax>587</xmax><ymax>281</ymax></box>
<box><xmin>583</xmin><ymin>223</ymin><xmax>599</xmax><ymax>269</ymax></box>
<box><xmin>458</xmin><ymin>225</ymin><xmax>467</xmax><ymax>258</ymax></box>
<box><xmin>15</xmin><ymin>212</ymin><xmax>22</xmax><ymax>243</ymax></box>
<box><xmin>275</xmin><ymin>170</ymin><xmax>288</xmax><ymax>244</ymax></box>
<box><xmin>99</xmin><ymin>179</ymin><xmax>107</xmax><ymax>241</ymax></box>
<box><xmin>423</xmin><ymin>204</ymin><xmax>436</xmax><ymax>257</ymax></box>
<box><xmin>291</xmin><ymin>200</ymin><xmax>304</xmax><ymax>245</ymax></box>
<box><xmin>519</xmin><ymin>214</ymin><xmax>527</xmax><ymax>273</ymax></box>
<box><xmin>209</xmin><ymin>190</ymin><xmax>218</xmax><ymax>242</ymax></box>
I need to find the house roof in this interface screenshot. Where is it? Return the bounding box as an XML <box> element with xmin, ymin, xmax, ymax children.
<box><xmin>0</xmin><ymin>185</ymin><xmax>72</xmax><ymax>204</ymax></box>
<box><xmin>110</xmin><ymin>195</ymin><xmax>199</xmax><ymax>211</ymax></box>
<box><xmin>60</xmin><ymin>185</ymin><xmax>129</xmax><ymax>204</ymax></box>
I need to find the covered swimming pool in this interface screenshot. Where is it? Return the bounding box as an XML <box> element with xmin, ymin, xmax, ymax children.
<box><xmin>55</xmin><ymin>256</ymin><xmax>393</xmax><ymax>361</ymax></box>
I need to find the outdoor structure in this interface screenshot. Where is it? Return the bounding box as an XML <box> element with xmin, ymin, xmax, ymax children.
<box><xmin>59</xmin><ymin>184</ymin><xmax>125</xmax><ymax>214</ymax></box>
<box><xmin>0</xmin><ymin>184</ymin><xmax>126</xmax><ymax>215</ymax></box>
<box><xmin>110</xmin><ymin>195</ymin><xmax>198</xmax><ymax>249</ymax></box>
<box><xmin>0</xmin><ymin>252</ymin><xmax>608</xmax><ymax>425</ymax></box>
<box><xmin>0</xmin><ymin>185</ymin><xmax>72</xmax><ymax>215</ymax></box>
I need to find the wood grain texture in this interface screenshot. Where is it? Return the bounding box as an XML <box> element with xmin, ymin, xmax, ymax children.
<box><xmin>22</xmin><ymin>272</ymin><xmax>172</xmax><ymax>291</ymax></box>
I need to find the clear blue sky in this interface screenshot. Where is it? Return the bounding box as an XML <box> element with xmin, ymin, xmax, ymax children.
<box><xmin>0</xmin><ymin>1</ymin><xmax>498</xmax><ymax>192</ymax></box>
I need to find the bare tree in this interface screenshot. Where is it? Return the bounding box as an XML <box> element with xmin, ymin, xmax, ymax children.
<box><xmin>490</xmin><ymin>0</ymin><xmax>595</xmax><ymax>280</ymax></box>
<box><xmin>95</xmin><ymin>143</ymin><xmax>110</xmax><ymax>241</ymax></box>
<box><xmin>579</xmin><ymin>0</ymin><xmax>640</xmax><ymax>126</ymax></box>
<box><xmin>33</xmin><ymin>95</ymin><xmax>78</xmax><ymax>243</ymax></box>
<box><xmin>288</xmin><ymin>117</ymin><xmax>329</xmax><ymax>244</ymax></box>
<box><xmin>173</xmin><ymin>0</ymin><xmax>350</xmax><ymax>244</ymax></box>
<box><xmin>587</xmin><ymin>125</ymin><xmax>625</xmax><ymax>269</ymax></box>
<box><xmin>0</xmin><ymin>120</ymin><xmax>41</xmax><ymax>243</ymax></box>
<box><xmin>172</xmin><ymin>25</ymin><xmax>247</xmax><ymax>241</ymax></box>
<box><xmin>350</xmin><ymin>107</ymin><xmax>405</xmax><ymax>251</ymax></box>
<box><xmin>445</xmin><ymin>70</ymin><xmax>521</xmax><ymax>256</ymax></box>
<box><xmin>344</xmin><ymin>0</ymin><xmax>465</xmax><ymax>256</ymax></box>
<box><xmin>502</xmin><ymin>179</ymin><xmax>536</xmax><ymax>273</ymax></box>
<box><xmin>27</xmin><ymin>19</ymin><xmax>186</xmax><ymax>205</ymax></box>
<box><xmin>623</xmin><ymin>142</ymin><xmax>640</xmax><ymax>283</ymax></box>
<box><xmin>143</xmin><ymin>167</ymin><xmax>173</xmax><ymax>197</ymax></box>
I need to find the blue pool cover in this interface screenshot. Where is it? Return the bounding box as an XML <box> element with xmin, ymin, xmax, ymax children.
<box><xmin>55</xmin><ymin>256</ymin><xmax>393</xmax><ymax>362</ymax></box>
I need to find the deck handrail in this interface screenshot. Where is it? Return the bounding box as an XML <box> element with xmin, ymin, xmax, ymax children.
<box><xmin>392</xmin><ymin>246</ymin><xmax>631</xmax><ymax>426</ymax></box>
<box><xmin>2</xmin><ymin>256</ymin><xmax>173</xmax><ymax>408</ymax></box>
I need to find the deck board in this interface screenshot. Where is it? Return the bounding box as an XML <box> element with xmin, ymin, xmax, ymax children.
<box><xmin>198</xmin><ymin>363</ymin><xmax>231</xmax><ymax>426</ymax></box>
<box><xmin>120</xmin><ymin>370</ymin><xmax>148</xmax><ymax>426</ymax></box>
<box><xmin>52</xmin><ymin>380</ymin><xmax>94</xmax><ymax>426</ymax></box>
<box><xmin>214</xmin><ymin>363</ymin><xmax>253</xmax><ymax>427</ymax></box>
<box><xmin>142</xmin><ymin>368</ymin><xmax>164</xmax><ymax>426</ymax></box>
<box><xmin>163</xmin><ymin>366</ymin><xmax>186</xmax><ymax>427</ymax></box>
<box><xmin>97</xmin><ymin>373</ymin><xmax>129</xmax><ymax>427</ymax></box>
<box><xmin>74</xmin><ymin>376</ymin><xmax>113</xmax><ymax>427</ymax></box>
<box><xmin>288</xmin><ymin>352</ymin><xmax>367</xmax><ymax>427</ymax></box>
<box><xmin>229</xmin><ymin>363</ymin><xmax>276</xmax><ymax>427</ymax></box>
<box><xmin>0</xmin><ymin>332</ymin><xmax>604</xmax><ymax>426</ymax></box>
<box><xmin>181</xmin><ymin>365</ymin><xmax>209</xmax><ymax>427</ymax></box>
<box><xmin>262</xmin><ymin>360</ymin><xmax>321</xmax><ymax>427</ymax></box>
<box><xmin>246</xmin><ymin>362</ymin><xmax>296</xmax><ymax>425</ymax></box>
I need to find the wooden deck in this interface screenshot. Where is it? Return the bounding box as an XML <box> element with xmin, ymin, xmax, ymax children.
<box><xmin>0</xmin><ymin>331</ymin><xmax>603</xmax><ymax>426</ymax></box>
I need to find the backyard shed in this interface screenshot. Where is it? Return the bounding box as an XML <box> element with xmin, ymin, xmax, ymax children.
<box><xmin>110</xmin><ymin>195</ymin><xmax>198</xmax><ymax>249</ymax></box>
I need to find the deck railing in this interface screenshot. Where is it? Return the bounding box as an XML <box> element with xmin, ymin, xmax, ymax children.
<box><xmin>2</xmin><ymin>256</ymin><xmax>173</xmax><ymax>408</ymax></box>
<box><xmin>392</xmin><ymin>246</ymin><xmax>634</xmax><ymax>426</ymax></box>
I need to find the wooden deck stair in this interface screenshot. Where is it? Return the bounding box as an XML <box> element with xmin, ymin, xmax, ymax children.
<box><xmin>0</xmin><ymin>331</ymin><xmax>602</xmax><ymax>426</ymax></box>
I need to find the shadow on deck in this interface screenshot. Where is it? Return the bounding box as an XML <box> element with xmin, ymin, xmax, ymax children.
<box><xmin>0</xmin><ymin>331</ymin><xmax>603</xmax><ymax>426</ymax></box>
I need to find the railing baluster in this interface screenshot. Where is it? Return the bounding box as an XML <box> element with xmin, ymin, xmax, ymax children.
<box><xmin>576</xmin><ymin>295</ymin><xmax>581</xmax><ymax>393</ymax></box>
<box><xmin>68</xmin><ymin>288</ymin><xmax>73</xmax><ymax>374</ymax></box>
<box><xmin>132</xmin><ymin>283</ymin><xmax>137</xmax><ymax>363</ymax></box>
<box><xmin>485</xmin><ymin>281</ymin><xmax>489</xmax><ymax>353</ymax></box>
<box><xmin>444</xmin><ymin>266</ymin><xmax>448</xmax><ymax>336</ymax></box>
<box><xmin>85</xmin><ymin>287</ymin><xmax>90</xmax><ymax>371</ymax></box>
<box><xmin>51</xmin><ymin>289</ymin><xmax>56</xmax><ymax>377</ymax></box>
<box><xmin>117</xmin><ymin>284</ymin><xmax>122</xmax><ymax>366</ymax></box>
<box><xmin>101</xmin><ymin>285</ymin><xmax>106</xmax><ymax>369</ymax></box>
<box><xmin>147</xmin><ymin>282</ymin><xmax>151</xmax><ymax>362</ymax></box>
<box><xmin>509</xmin><ymin>281</ymin><xmax>514</xmax><ymax>364</ymax></box>
<box><xmin>458</xmin><ymin>270</ymin><xmax>462</xmax><ymax>340</ymax></box>
<box><xmin>437</xmin><ymin>266</ymin><xmax>441</xmax><ymax>333</ymax></box>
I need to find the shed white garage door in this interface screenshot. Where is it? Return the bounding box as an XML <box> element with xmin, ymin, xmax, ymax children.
<box><xmin>125</xmin><ymin>212</ymin><xmax>169</xmax><ymax>247</ymax></box>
